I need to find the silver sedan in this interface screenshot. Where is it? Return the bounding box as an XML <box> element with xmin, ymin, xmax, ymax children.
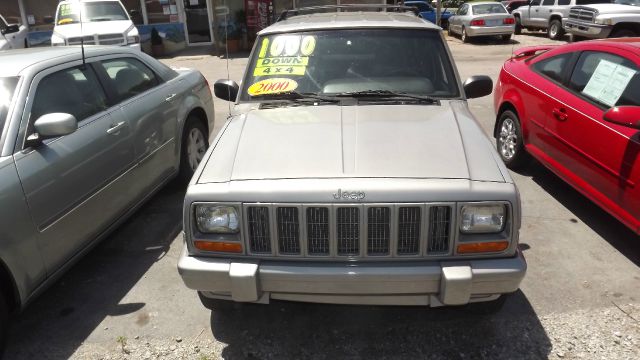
<box><xmin>448</xmin><ymin>2</ymin><xmax>516</xmax><ymax>43</ymax></box>
<box><xmin>0</xmin><ymin>46</ymin><xmax>214</xmax><ymax>350</ymax></box>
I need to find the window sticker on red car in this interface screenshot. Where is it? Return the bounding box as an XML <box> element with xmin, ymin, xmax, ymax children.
<box><xmin>253</xmin><ymin>35</ymin><xmax>316</xmax><ymax>77</ymax></box>
<box><xmin>582</xmin><ymin>59</ymin><xmax>637</xmax><ymax>107</ymax></box>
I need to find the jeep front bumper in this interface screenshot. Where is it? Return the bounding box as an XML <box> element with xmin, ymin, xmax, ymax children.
<box><xmin>178</xmin><ymin>246</ymin><xmax>527</xmax><ymax>306</ymax></box>
<box><xmin>565</xmin><ymin>20</ymin><xmax>613</xmax><ymax>39</ymax></box>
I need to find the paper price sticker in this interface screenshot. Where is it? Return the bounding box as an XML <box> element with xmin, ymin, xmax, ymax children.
<box><xmin>583</xmin><ymin>59</ymin><xmax>636</xmax><ymax>107</ymax></box>
<box><xmin>248</xmin><ymin>78</ymin><xmax>299</xmax><ymax>96</ymax></box>
<box><xmin>253</xmin><ymin>66</ymin><xmax>306</xmax><ymax>76</ymax></box>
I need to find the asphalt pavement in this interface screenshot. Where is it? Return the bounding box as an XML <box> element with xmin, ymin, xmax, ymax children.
<box><xmin>4</xmin><ymin>31</ymin><xmax>640</xmax><ymax>360</ymax></box>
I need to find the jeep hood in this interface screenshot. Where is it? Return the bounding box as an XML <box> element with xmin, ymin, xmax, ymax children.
<box><xmin>574</xmin><ymin>4</ymin><xmax>640</xmax><ymax>14</ymax></box>
<box><xmin>54</xmin><ymin>20</ymin><xmax>134</xmax><ymax>38</ymax></box>
<box><xmin>198</xmin><ymin>102</ymin><xmax>506</xmax><ymax>183</ymax></box>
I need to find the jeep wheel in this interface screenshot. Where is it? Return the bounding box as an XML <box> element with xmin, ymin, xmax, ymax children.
<box><xmin>611</xmin><ymin>29</ymin><xmax>638</xmax><ymax>38</ymax></box>
<box><xmin>514</xmin><ymin>17</ymin><xmax>522</xmax><ymax>35</ymax></box>
<box><xmin>461</xmin><ymin>27</ymin><xmax>470</xmax><ymax>43</ymax></box>
<box><xmin>0</xmin><ymin>293</ymin><xmax>9</xmax><ymax>355</ymax></box>
<box><xmin>548</xmin><ymin>19</ymin><xmax>564</xmax><ymax>40</ymax></box>
<box><xmin>447</xmin><ymin>22</ymin><xmax>453</xmax><ymax>37</ymax></box>
<box><xmin>178</xmin><ymin>117</ymin><xmax>209</xmax><ymax>184</ymax></box>
<box><xmin>496</xmin><ymin>110</ymin><xmax>529</xmax><ymax>170</ymax></box>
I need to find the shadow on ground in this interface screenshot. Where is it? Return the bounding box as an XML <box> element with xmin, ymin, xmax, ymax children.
<box><xmin>521</xmin><ymin>161</ymin><xmax>640</xmax><ymax>266</ymax></box>
<box><xmin>4</xmin><ymin>184</ymin><xmax>185</xmax><ymax>360</ymax></box>
<box><xmin>210</xmin><ymin>291</ymin><xmax>550</xmax><ymax>359</ymax></box>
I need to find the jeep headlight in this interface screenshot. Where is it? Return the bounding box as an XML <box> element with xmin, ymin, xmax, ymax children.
<box><xmin>125</xmin><ymin>26</ymin><xmax>140</xmax><ymax>44</ymax></box>
<box><xmin>195</xmin><ymin>205</ymin><xmax>239</xmax><ymax>233</ymax></box>
<box><xmin>460</xmin><ymin>204</ymin><xmax>505</xmax><ymax>234</ymax></box>
<box><xmin>595</xmin><ymin>18</ymin><xmax>613</xmax><ymax>26</ymax></box>
<box><xmin>51</xmin><ymin>33</ymin><xmax>66</xmax><ymax>46</ymax></box>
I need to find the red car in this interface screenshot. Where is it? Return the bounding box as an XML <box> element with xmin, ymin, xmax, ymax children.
<box><xmin>493</xmin><ymin>38</ymin><xmax>640</xmax><ymax>233</ymax></box>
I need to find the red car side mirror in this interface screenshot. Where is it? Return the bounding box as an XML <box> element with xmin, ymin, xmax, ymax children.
<box><xmin>603</xmin><ymin>106</ymin><xmax>640</xmax><ymax>130</ymax></box>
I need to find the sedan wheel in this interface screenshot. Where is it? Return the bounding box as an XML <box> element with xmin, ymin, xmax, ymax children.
<box><xmin>179</xmin><ymin>118</ymin><xmax>209</xmax><ymax>184</ymax></box>
<box><xmin>496</xmin><ymin>110</ymin><xmax>529</xmax><ymax>169</ymax></box>
<box><xmin>462</xmin><ymin>27</ymin><xmax>469</xmax><ymax>43</ymax></box>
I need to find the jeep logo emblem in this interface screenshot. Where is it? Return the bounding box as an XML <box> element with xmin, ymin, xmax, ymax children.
<box><xmin>333</xmin><ymin>189</ymin><xmax>366</xmax><ymax>200</ymax></box>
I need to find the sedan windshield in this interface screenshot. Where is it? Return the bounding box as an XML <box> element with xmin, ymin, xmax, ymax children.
<box><xmin>241</xmin><ymin>29</ymin><xmax>460</xmax><ymax>101</ymax></box>
<box><xmin>57</xmin><ymin>1</ymin><xmax>129</xmax><ymax>25</ymax></box>
<box><xmin>0</xmin><ymin>77</ymin><xmax>19</xmax><ymax>141</ymax></box>
<box><xmin>472</xmin><ymin>4</ymin><xmax>508</xmax><ymax>14</ymax></box>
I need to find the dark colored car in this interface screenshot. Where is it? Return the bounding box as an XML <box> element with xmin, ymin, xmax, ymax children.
<box><xmin>493</xmin><ymin>39</ymin><xmax>640</xmax><ymax>232</ymax></box>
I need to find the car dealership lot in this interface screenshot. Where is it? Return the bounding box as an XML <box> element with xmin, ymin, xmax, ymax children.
<box><xmin>4</xmin><ymin>33</ymin><xmax>640</xmax><ymax>359</ymax></box>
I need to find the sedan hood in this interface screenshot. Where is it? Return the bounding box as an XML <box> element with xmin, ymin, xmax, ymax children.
<box><xmin>199</xmin><ymin>102</ymin><xmax>506</xmax><ymax>183</ymax></box>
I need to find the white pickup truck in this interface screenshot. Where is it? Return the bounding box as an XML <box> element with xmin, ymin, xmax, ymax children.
<box><xmin>565</xmin><ymin>0</ymin><xmax>640</xmax><ymax>40</ymax></box>
<box><xmin>513</xmin><ymin>0</ymin><xmax>611</xmax><ymax>40</ymax></box>
<box><xmin>0</xmin><ymin>14</ymin><xmax>27</xmax><ymax>50</ymax></box>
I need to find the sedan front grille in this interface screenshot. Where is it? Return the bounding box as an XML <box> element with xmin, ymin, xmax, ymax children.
<box><xmin>244</xmin><ymin>203</ymin><xmax>455</xmax><ymax>258</ymax></box>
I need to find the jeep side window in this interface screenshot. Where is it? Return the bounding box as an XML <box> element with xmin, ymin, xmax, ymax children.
<box><xmin>558</xmin><ymin>0</ymin><xmax>570</xmax><ymax>5</ymax></box>
<box><xmin>530</xmin><ymin>0</ymin><xmax>541</xmax><ymax>5</ymax></box>
<box><xmin>542</xmin><ymin>0</ymin><xmax>555</xmax><ymax>5</ymax></box>
<box><xmin>532</xmin><ymin>53</ymin><xmax>573</xmax><ymax>84</ymax></box>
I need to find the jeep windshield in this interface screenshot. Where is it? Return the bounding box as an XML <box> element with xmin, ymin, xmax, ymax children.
<box><xmin>240</xmin><ymin>29</ymin><xmax>460</xmax><ymax>102</ymax></box>
<box><xmin>56</xmin><ymin>1</ymin><xmax>129</xmax><ymax>25</ymax></box>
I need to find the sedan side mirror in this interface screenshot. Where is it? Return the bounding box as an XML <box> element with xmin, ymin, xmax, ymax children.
<box><xmin>214</xmin><ymin>79</ymin><xmax>239</xmax><ymax>102</ymax></box>
<box><xmin>463</xmin><ymin>75</ymin><xmax>493</xmax><ymax>99</ymax></box>
<box><xmin>27</xmin><ymin>113</ymin><xmax>78</xmax><ymax>146</ymax></box>
<box><xmin>1</xmin><ymin>24</ymin><xmax>20</xmax><ymax>35</ymax></box>
<box><xmin>603</xmin><ymin>106</ymin><xmax>640</xmax><ymax>130</ymax></box>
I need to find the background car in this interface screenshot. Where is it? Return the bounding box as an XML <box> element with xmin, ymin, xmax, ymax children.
<box><xmin>0</xmin><ymin>46</ymin><xmax>214</xmax><ymax>352</ymax></box>
<box><xmin>405</xmin><ymin>0</ymin><xmax>453</xmax><ymax>28</ymax></box>
<box><xmin>448</xmin><ymin>1</ymin><xmax>516</xmax><ymax>42</ymax></box>
<box><xmin>0</xmin><ymin>13</ymin><xmax>27</xmax><ymax>50</ymax></box>
<box><xmin>493</xmin><ymin>38</ymin><xmax>640</xmax><ymax>233</ymax></box>
<box><xmin>501</xmin><ymin>0</ymin><xmax>529</xmax><ymax>13</ymax></box>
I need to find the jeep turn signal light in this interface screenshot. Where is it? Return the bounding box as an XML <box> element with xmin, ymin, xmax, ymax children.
<box><xmin>194</xmin><ymin>240</ymin><xmax>243</xmax><ymax>253</ymax></box>
<box><xmin>457</xmin><ymin>241</ymin><xmax>509</xmax><ymax>254</ymax></box>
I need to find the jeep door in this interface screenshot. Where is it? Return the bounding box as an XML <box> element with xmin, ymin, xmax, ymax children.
<box><xmin>94</xmin><ymin>56</ymin><xmax>180</xmax><ymax>196</ymax></box>
<box><xmin>13</xmin><ymin>62</ymin><xmax>135</xmax><ymax>273</ymax></box>
<box><xmin>543</xmin><ymin>49</ymin><xmax>640</xmax><ymax>229</ymax></box>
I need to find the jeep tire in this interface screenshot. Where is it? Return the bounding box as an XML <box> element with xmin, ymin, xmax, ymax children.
<box><xmin>548</xmin><ymin>19</ymin><xmax>564</xmax><ymax>40</ymax></box>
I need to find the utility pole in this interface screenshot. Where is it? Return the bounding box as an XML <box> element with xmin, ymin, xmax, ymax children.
<box><xmin>436</xmin><ymin>0</ymin><xmax>442</xmax><ymax>27</ymax></box>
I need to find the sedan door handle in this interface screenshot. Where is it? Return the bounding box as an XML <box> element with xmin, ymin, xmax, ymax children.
<box><xmin>165</xmin><ymin>93</ymin><xmax>177</xmax><ymax>102</ymax></box>
<box><xmin>552</xmin><ymin>108</ymin><xmax>568</xmax><ymax>121</ymax></box>
<box><xmin>106</xmin><ymin>121</ymin><xmax>126</xmax><ymax>135</ymax></box>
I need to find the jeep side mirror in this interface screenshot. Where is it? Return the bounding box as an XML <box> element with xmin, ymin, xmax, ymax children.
<box><xmin>463</xmin><ymin>75</ymin><xmax>493</xmax><ymax>99</ymax></box>
<box><xmin>603</xmin><ymin>106</ymin><xmax>640</xmax><ymax>130</ymax></box>
<box><xmin>214</xmin><ymin>79</ymin><xmax>239</xmax><ymax>102</ymax></box>
<box><xmin>1</xmin><ymin>24</ymin><xmax>20</xmax><ymax>35</ymax></box>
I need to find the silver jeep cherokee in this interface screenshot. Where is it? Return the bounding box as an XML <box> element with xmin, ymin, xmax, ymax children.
<box><xmin>178</xmin><ymin>5</ymin><xmax>526</xmax><ymax>309</ymax></box>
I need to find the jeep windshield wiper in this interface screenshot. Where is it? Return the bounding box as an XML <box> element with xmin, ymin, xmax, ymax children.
<box><xmin>333</xmin><ymin>90</ymin><xmax>439</xmax><ymax>103</ymax></box>
<box><xmin>253</xmin><ymin>91</ymin><xmax>341</xmax><ymax>103</ymax></box>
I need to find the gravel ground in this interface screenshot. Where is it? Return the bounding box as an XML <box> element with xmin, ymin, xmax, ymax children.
<box><xmin>68</xmin><ymin>302</ymin><xmax>640</xmax><ymax>360</ymax></box>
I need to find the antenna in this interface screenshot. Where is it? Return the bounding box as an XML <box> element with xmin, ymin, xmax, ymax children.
<box><xmin>79</xmin><ymin>1</ymin><xmax>86</xmax><ymax>68</ymax></box>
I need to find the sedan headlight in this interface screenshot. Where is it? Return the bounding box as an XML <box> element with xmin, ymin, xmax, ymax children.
<box><xmin>460</xmin><ymin>204</ymin><xmax>506</xmax><ymax>234</ymax></box>
<box><xmin>195</xmin><ymin>205</ymin><xmax>239</xmax><ymax>233</ymax></box>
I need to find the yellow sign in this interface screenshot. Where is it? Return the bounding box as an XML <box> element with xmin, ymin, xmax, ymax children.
<box><xmin>247</xmin><ymin>78</ymin><xmax>299</xmax><ymax>96</ymax></box>
<box><xmin>256</xmin><ymin>57</ymin><xmax>309</xmax><ymax>67</ymax></box>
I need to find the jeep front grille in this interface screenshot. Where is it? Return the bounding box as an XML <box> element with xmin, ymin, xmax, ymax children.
<box><xmin>247</xmin><ymin>206</ymin><xmax>271</xmax><ymax>253</ymax></box>
<box><xmin>307</xmin><ymin>207</ymin><xmax>330</xmax><ymax>255</ymax></box>
<box><xmin>277</xmin><ymin>207</ymin><xmax>300</xmax><ymax>255</ymax></box>
<box><xmin>569</xmin><ymin>7</ymin><xmax>596</xmax><ymax>23</ymax></box>
<box><xmin>98</xmin><ymin>33</ymin><xmax>125</xmax><ymax>45</ymax></box>
<box><xmin>397</xmin><ymin>207</ymin><xmax>421</xmax><ymax>255</ymax></box>
<box><xmin>428</xmin><ymin>206</ymin><xmax>451</xmax><ymax>254</ymax></box>
<box><xmin>244</xmin><ymin>203</ymin><xmax>455</xmax><ymax>258</ymax></box>
<box><xmin>336</xmin><ymin>207</ymin><xmax>360</xmax><ymax>255</ymax></box>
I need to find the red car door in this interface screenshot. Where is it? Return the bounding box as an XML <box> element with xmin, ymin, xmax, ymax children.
<box><xmin>543</xmin><ymin>48</ymin><xmax>640</xmax><ymax>230</ymax></box>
